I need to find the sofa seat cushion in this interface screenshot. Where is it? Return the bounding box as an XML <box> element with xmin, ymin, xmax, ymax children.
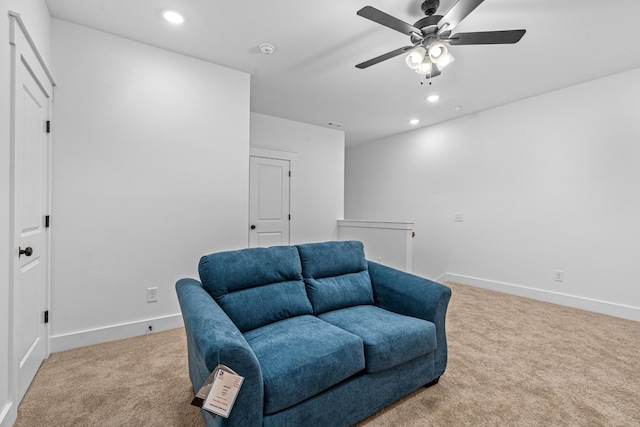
<box><xmin>318</xmin><ymin>305</ymin><xmax>437</xmax><ymax>374</ymax></box>
<box><xmin>243</xmin><ymin>315</ymin><xmax>365</xmax><ymax>415</ymax></box>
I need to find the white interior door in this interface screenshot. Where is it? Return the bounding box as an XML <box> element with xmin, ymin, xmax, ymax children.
<box><xmin>249</xmin><ymin>156</ymin><xmax>291</xmax><ymax>248</ymax></box>
<box><xmin>11</xmin><ymin>14</ymin><xmax>52</xmax><ymax>403</ymax></box>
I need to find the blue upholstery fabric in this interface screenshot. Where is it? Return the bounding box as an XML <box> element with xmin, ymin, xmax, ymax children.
<box><xmin>304</xmin><ymin>271</ymin><xmax>374</xmax><ymax>314</ymax></box>
<box><xmin>243</xmin><ymin>315</ymin><xmax>365</xmax><ymax>415</ymax></box>
<box><xmin>213</xmin><ymin>280</ymin><xmax>311</xmax><ymax>333</ymax></box>
<box><xmin>199</xmin><ymin>246</ymin><xmax>302</xmax><ymax>293</ymax></box>
<box><xmin>319</xmin><ymin>305</ymin><xmax>436</xmax><ymax>373</ymax></box>
<box><xmin>297</xmin><ymin>241</ymin><xmax>374</xmax><ymax>314</ymax></box>
<box><xmin>297</xmin><ymin>240</ymin><xmax>368</xmax><ymax>278</ymax></box>
<box><xmin>198</xmin><ymin>246</ymin><xmax>312</xmax><ymax>332</ymax></box>
<box><xmin>175</xmin><ymin>279</ymin><xmax>263</xmax><ymax>427</ymax></box>
<box><xmin>368</xmin><ymin>261</ymin><xmax>452</xmax><ymax>377</ymax></box>
<box><xmin>263</xmin><ymin>352</ymin><xmax>436</xmax><ymax>427</ymax></box>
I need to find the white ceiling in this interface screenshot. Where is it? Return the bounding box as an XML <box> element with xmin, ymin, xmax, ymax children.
<box><xmin>45</xmin><ymin>0</ymin><xmax>640</xmax><ymax>146</ymax></box>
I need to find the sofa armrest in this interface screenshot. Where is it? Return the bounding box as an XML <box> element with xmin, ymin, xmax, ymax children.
<box><xmin>176</xmin><ymin>278</ymin><xmax>263</xmax><ymax>427</ymax></box>
<box><xmin>367</xmin><ymin>262</ymin><xmax>452</xmax><ymax>377</ymax></box>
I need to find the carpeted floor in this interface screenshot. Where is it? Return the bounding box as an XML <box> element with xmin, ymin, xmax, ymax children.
<box><xmin>15</xmin><ymin>283</ymin><xmax>640</xmax><ymax>426</ymax></box>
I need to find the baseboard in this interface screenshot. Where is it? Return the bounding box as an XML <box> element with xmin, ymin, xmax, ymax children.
<box><xmin>433</xmin><ymin>273</ymin><xmax>448</xmax><ymax>284</ymax></box>
<box><xmin>444</xmin><ymin>273</ymin><xmax>640</xmax><ymax>322</ymax></box>
<box><xmin>50</xmin><ymin>313</ymin><xmax>184</xmax><ymax>353</ymax></box>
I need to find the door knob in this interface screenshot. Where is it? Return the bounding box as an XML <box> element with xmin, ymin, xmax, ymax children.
<box><xmin>19</xmin><ymin>247</ymin><xmax>33</xmax><ymax>257</ymax></box>
<box><xmin>250</xmin><ymin>225</ymin><xmax>256</xmax><ymax>230</ymax></box>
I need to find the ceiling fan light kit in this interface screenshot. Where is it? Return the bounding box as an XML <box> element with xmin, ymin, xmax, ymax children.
<box><xmin>415</xmin><ymin>57</ymin><xmax>433</xmax><ymax>75</ymax></box>
<box><xmin>405</xmin><ymin>46</ymin><xmax>427</xmax><ymax>69</ymax></box>
<box><xmin>356</xmin><ymin>0</ymin><xmax>526</xmax><ymax>81</ymax></box>
<box><xmin>427</xmin><ymin>42</ymin><xmax>451</xmax><ymax>65</ymax></box>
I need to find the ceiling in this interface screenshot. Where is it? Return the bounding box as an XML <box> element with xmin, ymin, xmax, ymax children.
<box><xmin>45</xmin><ymin>0</ymin><xmax>640</xmax><ymax>146</ymax></box>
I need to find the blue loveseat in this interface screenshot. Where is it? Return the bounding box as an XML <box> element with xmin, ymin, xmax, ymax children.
<box><xmin>176</xmin><ymin>240</ymin><xmax>451</xmax><ymax>426</ymax></box>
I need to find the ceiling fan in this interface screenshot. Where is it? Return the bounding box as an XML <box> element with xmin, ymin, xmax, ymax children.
<box><xmin>355</xmin><ymin>0</ymin><xmax>526</xmax><ymax>78</ymax></box>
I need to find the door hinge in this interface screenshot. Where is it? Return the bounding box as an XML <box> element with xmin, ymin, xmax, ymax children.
<box><xmin>45</xmin><ymin>215</ymin><xmax>50</xmax><ymax>228</ymax></box>
<box><xmin>288</xmin><ymin>214</ymin><xmax>291</xmax><ymax>220</ymax></box>
<box><xmin>44</xmin><ymin>310</ymin><xmax>49</xmax><ymax>324</ymax></box>
<box><xmin>46</xmin><ymin>120</ymin><xmax>51</xmax><ymax>134</ymax></box>
<box><xmin>288</xmin><ymin>170</ymin><xmax>291</xmax><ymax>177</ymax></box>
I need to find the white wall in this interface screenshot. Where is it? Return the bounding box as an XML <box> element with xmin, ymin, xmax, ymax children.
<box><xmin>2</xmin><ymin>2</ymin><xmax>51</xmax><ymax>425</ymax></box>
<box><xmin>250</xmin><ymin>113</ymin><xmax>345</xmax><ymax>244</ymax></box>
<box><xmin>50</xmin><ymin>19</ymin><xmax>250</xmax><ymax>351</ymax></box>
<box><xmin>346</xmin><ymin>68</ymin><xmax>640</xmax><ymax>321</ymax></box>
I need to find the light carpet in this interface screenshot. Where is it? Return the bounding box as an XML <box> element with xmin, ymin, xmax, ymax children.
<box><xmin>16</xmin><ymin>283</ymin><xmax>640</xmax><ymax>426</ymax></box>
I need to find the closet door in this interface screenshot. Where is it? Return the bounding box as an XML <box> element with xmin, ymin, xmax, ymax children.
<box><xmin>10</xmin><ymin>13</ymin><xmax>54</xmax><ymax>403</ymax></box>
<box><xmin>249</xmin><ymin>156</ymin><xmax>291</xmax><ymax>248</ymax></box>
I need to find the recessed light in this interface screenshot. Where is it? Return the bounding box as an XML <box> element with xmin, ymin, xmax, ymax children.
<box><xmin>427</xmin><ymin>95</ymin><xmax>440</xmax><ymax>103</ymax></box>
<box><xmin>162</xmin><ymin>10</ymin><xmax>184</xmax><ymax>24</ymax></box>
<box><xmin>409</xmin><ymin>119</ymin><xmax>420</xmax><ymax>125</ymax></box>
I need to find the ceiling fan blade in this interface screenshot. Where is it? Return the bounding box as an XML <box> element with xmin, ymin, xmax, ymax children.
<box><xmin>356</xmin><ymin>45</ymin><xmax>415</xmax><ymax>69</ymax></box>
<box><xmin>447</xmin><ymin>30</ymin><xmax>526</xmax><ymax>45</ymax></box>
<box><xmin>438</xmin><ymin>0</ymin><xmax>484</xmax><ymax>32</ymax></box>
<box><xmin>357</xmin><ymin>6</ymin><xmax>422</xmax><ymax>37</ymax></box>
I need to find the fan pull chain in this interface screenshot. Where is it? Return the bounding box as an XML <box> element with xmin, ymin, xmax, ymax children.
<box><xmin>419</xmin><ymin>74</ymin><xmax>433</xmax><ymax>86</ymax></box>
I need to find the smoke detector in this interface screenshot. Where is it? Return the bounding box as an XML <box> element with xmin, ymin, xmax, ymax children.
<box><xmin>260</xmin><ymin>43</ymin><xmax>275</xmax><ymax>55</ymax></box>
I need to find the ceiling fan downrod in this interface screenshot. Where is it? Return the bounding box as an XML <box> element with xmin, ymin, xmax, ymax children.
<box><xmin>421</xmin><ymin>0</ymin><xmax>440</xmax><ymax>16</ymax></box>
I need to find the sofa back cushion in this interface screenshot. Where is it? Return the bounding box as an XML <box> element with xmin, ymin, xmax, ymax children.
<box><xmin>297</xmin><ymin>241</ymin><xmax>374</xmax><ymax>314</ymax></box>
<box><xmin>198</xmin><ymin>246</ymin><xmax>312</xmax><ymax>332</ymax></box>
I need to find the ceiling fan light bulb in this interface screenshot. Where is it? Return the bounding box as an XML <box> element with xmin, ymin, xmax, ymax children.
<box><xmin>428</xmin><ymin>42</ymin><xmax>448</xmax><ymax>62</ymax></box>
<box><xmin>437</xmin><ymin>52</ymin><xmax>454</xmax><ymax>69</ymax></box>
<box><xmin>406</xmin><ymin>47</ymin><xmax>426</xmax><ymax>70</ymax></box>
<box><xmin>415</xmin><ymin>58</ymin><xmax>433</xmax><ymax>75</ymax></box>
<box><xmin>405</xmin><ymin>56</ymin><xmax>420</xmax><ymax>70</ymax></box>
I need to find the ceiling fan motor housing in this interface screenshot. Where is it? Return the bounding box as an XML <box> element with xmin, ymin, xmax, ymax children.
<box><xmin>410</xmin><ymin>15</ymin><xmax>442</xmax><ymax>44</ymax></box>
<box><xmin>421</xmin><ymin>0</ymin><xmax>440</xmax><ymax>16</ymax></box>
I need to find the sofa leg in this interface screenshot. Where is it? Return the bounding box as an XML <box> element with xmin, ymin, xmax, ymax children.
<box><xmin>424</xmin><ymin>377</ymin><xmax>440</xmax><ymax>388</ymax></box>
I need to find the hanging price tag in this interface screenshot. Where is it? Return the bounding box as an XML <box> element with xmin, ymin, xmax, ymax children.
<box><xmin>202</xmin><ymin>368</ymin><xmax>244</xmax><ymax>418</ymax></box>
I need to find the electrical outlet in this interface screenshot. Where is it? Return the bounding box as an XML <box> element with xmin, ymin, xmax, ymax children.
<box><xmin>554</xmin><ymin>270</ymin><xmax>564</xmax><ymax>282</ymax></box>
<box><xmin>147</xmin><ymin>287</ymin><xmax>158</xmax><ymax>302</ymax></box>
<box><xmin>454</xmin><ymin>212</ymin><xmax>464</xmax><ymax>222</ymax></box>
